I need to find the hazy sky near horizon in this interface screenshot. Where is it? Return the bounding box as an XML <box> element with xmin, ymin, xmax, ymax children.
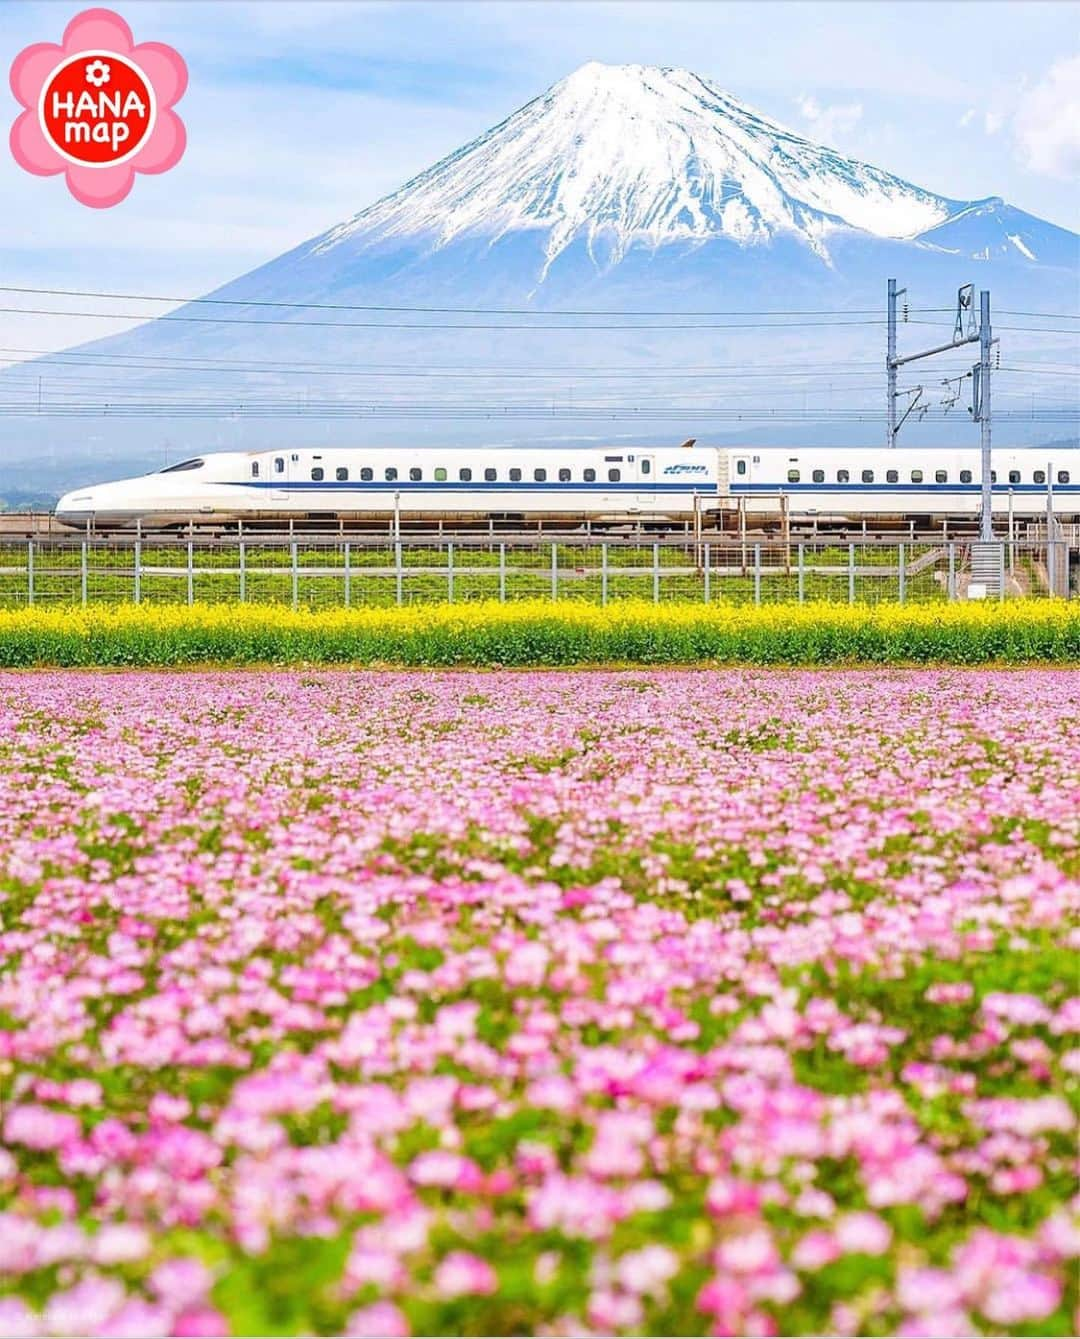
<box><xmin>2</xmin><ymin>0</ymin><xmax>1078</xmax><ymax>353</ymax></box>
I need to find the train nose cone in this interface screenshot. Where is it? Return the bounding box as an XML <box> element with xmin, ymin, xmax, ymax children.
<box><xmin>55</xmin><ymin>490</ymin><xmax>96</xmax><ymax>526</ymax></box>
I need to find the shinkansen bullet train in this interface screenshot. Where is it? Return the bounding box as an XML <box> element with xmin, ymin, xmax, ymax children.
<box><xmin>55</xmin><ymin>443</ymin><xmax>1080</xmax><ymax>527</ymax></box>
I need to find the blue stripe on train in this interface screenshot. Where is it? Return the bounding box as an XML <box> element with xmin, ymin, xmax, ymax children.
<box><xmin>222</xmin><ymin>479</ymin><xmax>1079</xmax><ymax>496</ymax></box>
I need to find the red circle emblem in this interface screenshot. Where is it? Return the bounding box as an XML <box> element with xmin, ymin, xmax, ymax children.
<box><xmin>38</xmin><ymin>51</ymin><xmax>156</xmax><ymax>167</ymax></box>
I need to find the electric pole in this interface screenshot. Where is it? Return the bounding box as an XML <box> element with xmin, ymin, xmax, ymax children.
<box><xmin>975</xmin><ymin>289</ymin><xmax>993</xmax><ymax>541</ymax></box>
<box><xmin>886</xmin><ymin>278</ymin><xmax>905</xmax><ymax>447</ymax></box>
<box><xmin>886</xmin><ymin>279</ymin><xmax>995</xmax><ymax>541</ymax></box>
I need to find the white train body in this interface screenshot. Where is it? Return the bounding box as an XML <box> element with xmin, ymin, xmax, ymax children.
<box><xmin>56</xmin><ymin>443</ymin><xmax>1080</xmax><ymax>526</ymax></box>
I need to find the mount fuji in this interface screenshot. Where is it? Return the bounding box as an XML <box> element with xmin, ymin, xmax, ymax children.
<box><xmin>3</xmin><ymin>61</ymin><xmax>1077</xmax><ymax>494</ymax></box>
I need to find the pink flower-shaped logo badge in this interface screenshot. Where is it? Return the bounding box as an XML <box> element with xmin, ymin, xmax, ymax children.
<box><xmin>10</xmin><ymin>7</ymin><xmax>187</xmax><ymax>208</ymax></box>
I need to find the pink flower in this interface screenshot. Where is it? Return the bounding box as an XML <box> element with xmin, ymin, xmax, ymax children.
<box><xmin>0</xmin><ymin>1296</ymin><xmax>40</xmax><ymax>1338</ymax></box>
<box><xmin>171</xmin><ymin>1308</ymin><xmax>229</xmax><ymax>1337</ymax></box>
<box><xmin>4</xmin><ymin>1104</ymin><xmax>80</xmax><ymax>1151</ymax></box>
<box><xmin>9</xmin><ymin>8</ymin><xmax>186</xmax><ymax>208</ymax></box>
<box><xmin>834</xmin><ymin>1211</ymin><xmax>892</xmax><ymax>1256</ymax></box>
<box><xmin>614</xmin><ymin>1245</ymin><xmax>679</xmax><ymax>1295</ymax></box>
<box><xmin>346</xmin><ymin>1302</ymin><xmax>410</xmax><ymax>1337</ymax></box>
<box><xmin>433</xmin><ymin>1251</ymin><xmax>497</xmax><ymax>1299</ymax></box>
<box><xmin>148</xmin><ymin>1258</ymin><xmax>213</xmax><ymax>1311</ymax></box>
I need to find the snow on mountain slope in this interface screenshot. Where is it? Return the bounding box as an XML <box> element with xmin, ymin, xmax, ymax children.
<box><xmin>308</xmin><ymin>62</ymin><xmax>963</xmax><ymax>271</ymax></box>
<box><xmin>914</xmin><ymin>198</ymin><xmax>1078</xmax><ymax>268</ymax></box>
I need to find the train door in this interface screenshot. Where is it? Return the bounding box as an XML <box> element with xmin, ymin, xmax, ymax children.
<box><xmin>270</xmin><ymin>453</ymin><xmax>289</xmax><ymax>502</ymax></box>
<box><xmin>637</xmin><ymin>454</ymin><xmax>656</xmax><ymax>502</ymax></box>
<box><xmin>732</xmin><ymin>454</ymin><xmax>752</xmax><ymax>489</ymax></box>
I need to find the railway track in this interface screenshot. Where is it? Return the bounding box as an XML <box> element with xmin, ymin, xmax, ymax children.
<box><xmin>0</xmin><ymin>510</ymin><xmax>992</xmax><ymax>544</ymax></box>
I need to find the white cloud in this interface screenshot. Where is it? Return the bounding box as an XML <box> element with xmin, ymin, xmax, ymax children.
<box><xmin>958</xmin><ymin>107</ymin><xmax>976</xmax><ymax>128</ymax></box>
<box><xmin>984</xmin><ymin>110</ymin><xmax>1004</xmax><ymax>135</ymax></box>
<box><xmin>1012</xmin><ymin>53</ymin><xmax>1080</xmax><ymax>179</ymax></box>
<box><xmin>795</xmin><ymin>94</ymin><xmax>864</xmax><ymax>145</ymax></box>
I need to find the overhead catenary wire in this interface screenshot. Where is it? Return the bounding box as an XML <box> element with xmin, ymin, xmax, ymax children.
<box><xmin>1</xmin><ymin>284</ymin><xmax>1075</xmax><ymax>322</ymax></box>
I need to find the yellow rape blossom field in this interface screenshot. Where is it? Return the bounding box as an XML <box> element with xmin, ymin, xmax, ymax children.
<box><xmin>0</xmin><ymin>599</ymin><xmax>1077</xmax><ymax>666</ymax></box>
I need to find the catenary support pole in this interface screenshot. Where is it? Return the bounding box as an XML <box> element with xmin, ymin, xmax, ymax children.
<box><xmin>979</xmin><ymin>289</ymin><xmax>993</xmax><ymax>542</ymax></box>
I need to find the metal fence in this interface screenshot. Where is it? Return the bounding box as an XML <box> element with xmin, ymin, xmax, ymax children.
<box><xmin>1</xmin><ymin>536</ymin><xmax>1076</xmax><ymax>608</ymax></box>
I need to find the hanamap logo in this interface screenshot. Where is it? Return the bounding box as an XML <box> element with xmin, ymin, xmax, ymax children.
<box><xmin>10</xmin><ymin>7</ymin><xmax>186</xmax><ymax>208</ymax></box>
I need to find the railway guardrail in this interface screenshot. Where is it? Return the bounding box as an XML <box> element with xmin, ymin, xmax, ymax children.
<box><xmin>1</xmin><ymin>536</ymin><xmax>1075</xmax><ymax>608</ymax></box>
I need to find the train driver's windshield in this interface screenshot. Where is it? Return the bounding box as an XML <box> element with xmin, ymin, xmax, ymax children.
<box><xmin>160</xmin><ymin>458</ymin><xmax>205</xmax><ymax>473</ymax></box>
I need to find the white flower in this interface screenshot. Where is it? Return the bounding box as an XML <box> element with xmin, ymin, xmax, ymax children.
<box><xmin>85</xmin><ymin>60</ymin><xmax>111</xmax><ymax>88</ymax></box>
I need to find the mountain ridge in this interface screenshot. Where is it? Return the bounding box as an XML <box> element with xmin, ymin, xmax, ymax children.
<box><xmin>1</xmin><ymin>60</ymin><xmax>1076</xmax><ymax>491</ymax></box>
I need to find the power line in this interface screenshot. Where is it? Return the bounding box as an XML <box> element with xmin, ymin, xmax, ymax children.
<box><xmin>0</xmin><ymin>305</ymin><xmax>890</xmax><ymax>331</ymax></box>
<box><xmin>0</xmin><ymin>284</ymin><xmax>953</xmax><ymax>319</ymax></box>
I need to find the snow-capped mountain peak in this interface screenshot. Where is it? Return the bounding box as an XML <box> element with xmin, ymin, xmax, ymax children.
<box><xmin>311</xmin><ymin>61</ymin><xmax>960</xmax><ymax>268</ymax></box>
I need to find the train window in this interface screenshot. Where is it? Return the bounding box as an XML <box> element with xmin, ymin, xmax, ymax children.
<box><xmin>385</xmin><ymin>467</ymin><xmax>398</xmax><ymax>482</ymax></box>
<box><xmin>274</xmin><ymin>457</ymin><xmax>285</xmax><ymax>474</ymax></box>
<box><xmin>460</xmin><ymin>468</ymin><xmax>472</xmax><ymax>482</ymax></box>
<box><xmin>360</xmin><ymin>467</ymin><xmax>373</xmax><ymax>482</ymax></box>
<box><xmin>510</xmin><ymin>468</ymin><xmax>522</xmax><ymax>482</ymax></box>
<box><xmin>837</xmin><ymin>469</ymin><xmax>850</xmax><ymax>483</ymax></box>
<box><xmin>1034</xmin><ymin>470</ymin><xmax>1046</xmax><ymax>484</ymax></box>
<box><xmin>608</xmin><ymin>467</ymin><xmax>621</xmax><ymax>482</ymax></box>
<box><xmin>641</xmin><ymin>460</ymin><xmax>651</xmax><ymax>475</ymax></box>
<box><xmin>584</xmin><ymin>468</ymin><xmax>596</xmax><ymax>482</ymax></box>
<box><xmin>991</xmin><ymin>471</ymin><xmax>997</xmax><ymax>483</ymax></box>
<box><xmin>434</xmin><ymin>467</ymin><xmax>447</xmax><ymax>482</ymax></box>
<box><xmin>311</xmin><ymin>467</ymin><xmax>324</xmax><ymax>481</ymax></box>
<box><xmin>862</xmin><ymin>469</ymin><xmax>874</xmax><ymax>484</ymax></box>
<box><xmin>736</xmin><ymin>460</ymin><xmax>748</xmax><ymax>476</ymax></box>
<box><xmin>1008</xmin><ymin>470</ymin><xmax>1021</xmax><ymax>485</ymax></box>
<box><xmin>960</xmin><ymin>470</ymin><xmax>973</xmax><ymax>484</ymax></box>
<box><xmin>251</xmin><ymin>462</ymin><xmax>259</xmax><ymax>478</ymax></box>
<box><xmin>558</xmin><ymin>468</ymin><xmax>571</xmax><ymax>482</ymax></box>
<box><xmin>161</xmin><ymin>458</ymin><xmax>205</xmax><ymax>473</ymax></box>
<box><xmin>1059</xmin><ymin>470</ymin><xmax>1071</xmax><ymax>485</ymax></box>
<box><xmin>787</xmin><ymin>469</ymin><xmax>800</xmax><ymax>483</ymax></box>
<box><xmin>910</xmin><ymin>469</ymin><xmax>923</xmax><ymax>483</ymax></box>
<box><xmin>534</xmin><ymin>468</ymin><xmax>547</xmax><ymax>482</ymax></box>
<box><xmin>936</xmin><ymin>470</ymin><xmax>948</xmax><ymax>484</ymax></box>
<box><xmin>886</xmin><ymin>470</ymin><xmax>898</xmax><ymax>484</ymax></box>
<box><xmin>336</xmin><ymin>467</ymin><xmax>349</xmax><ymax>482</ymax></box>
<box><xmin>410</xmin><ymin>468</ymin><xmax>423</xmax><ymax>482</ymax></box>
<box><xmin>484</xmin><ymin>468</ymin><xmax>496</xmax><ymax>482</ymax></box>
<box><xmin>812</xmin><ymin>469</ymin><xmax>824</xmax><ymax>483</ymax></box>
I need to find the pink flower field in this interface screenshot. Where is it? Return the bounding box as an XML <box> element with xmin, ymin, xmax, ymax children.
<box><xmin>0</xmin><ymin>668</ymin><xmax>1077</xmax><ymax>1337</ymax></box>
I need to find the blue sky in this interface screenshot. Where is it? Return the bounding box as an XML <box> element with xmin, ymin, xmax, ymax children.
<box><xmin>2</xmin><ymin>0</ymin><xmax>1078</xmax><ymax>352</ymax></box>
